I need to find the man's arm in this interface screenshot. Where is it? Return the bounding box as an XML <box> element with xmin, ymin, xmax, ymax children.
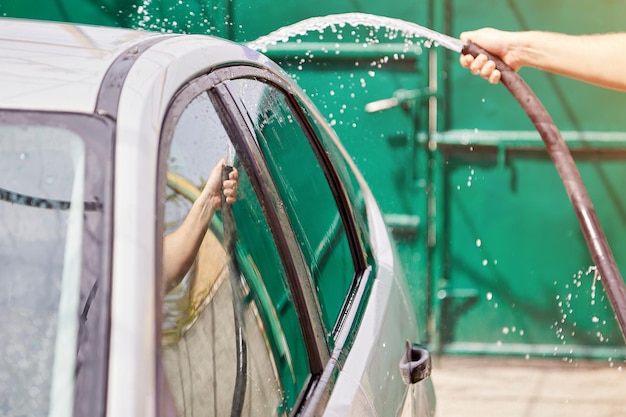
<box><xmin>460</xmin><ymin>28</ymin><xmax>626</xmax><ymax>92</ymax></box>
<box><xmin>163</xmin><ymin>159</ymin><xmax>238</xmax><ymax>292</ymax></box>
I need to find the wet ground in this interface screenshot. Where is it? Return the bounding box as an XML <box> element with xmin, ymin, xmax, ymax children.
<box><xmin>431</xmin><ymin>355</ymin><xmax>626</xmax><ymax>417</ymax></box>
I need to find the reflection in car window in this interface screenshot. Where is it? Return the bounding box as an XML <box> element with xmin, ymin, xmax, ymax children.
<box><xmin>298</xmin><ymin>102</ymin><xmax>371</xmax><ymax>254</ymax></box>
<box><xmin>230</xmin><ymin>79</ymin><xmax>355</xmax><ymax>334</ymax></box>
<box><xmin>160</xmin><ymin>90</ymin><xmax>308</xmax><ymax>416</ymax></box>
<box><xmin>0</xmin><ymin>127</ymin><xmax>84</xmax><ymax>417</ymax></box>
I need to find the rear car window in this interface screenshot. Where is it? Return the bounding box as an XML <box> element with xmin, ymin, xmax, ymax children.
<box><xmin>161</xmin><ymin>90</ymin><xmax>308</xmax><ymax>415</ymax></box>
<box><xmin>0</xmin><ymin>125</ymin><xmax>84</xmax><ymax>417</ymax></box>
<box><xmin>229</xmin><ymin>79</ymin><xmax>355</xmax><ymax>334</ymax></box>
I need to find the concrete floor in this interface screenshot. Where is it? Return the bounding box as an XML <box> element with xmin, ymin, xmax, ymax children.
<box><xmin>431</xmin><ymin>355</ymin><xmax>626</xmax><ymax>417</ymax></box>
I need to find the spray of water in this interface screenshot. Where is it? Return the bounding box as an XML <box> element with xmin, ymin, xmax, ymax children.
<box><xmin>246</xmin><ymin>12</ymin><xmax>626</xmax><ymax>351</ymax></box>
<box><xmin>246</xmin><ymin>12</ymin><xmax>464</xmax><ymax>53</ymax></box>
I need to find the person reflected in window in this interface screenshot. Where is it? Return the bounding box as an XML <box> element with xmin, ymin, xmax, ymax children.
<box><xmin>163</xmin><ymin>158</ymin><xmax>238</xmax><ymax>291</ymax></box>
<box><xmin>459</xmin><ymin>28</ymin><xmax>626</xmax><ymax>92</ymax></box>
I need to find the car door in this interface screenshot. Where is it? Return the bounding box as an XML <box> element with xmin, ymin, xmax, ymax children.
<box><xmin>156</xmin><ymin>64</ymin><xmax>373</xmax><ymax>416</ymax></box>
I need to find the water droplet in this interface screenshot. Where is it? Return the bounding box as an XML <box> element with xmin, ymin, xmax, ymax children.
<box><xmin>476</xmin><ymin>239</ymin><xmax>482</xmax><ymax>247</ymax></box>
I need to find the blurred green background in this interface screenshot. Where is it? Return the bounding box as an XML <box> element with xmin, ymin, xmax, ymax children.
<box><xmin>4</xmin><ymin>0</ymin><xmax>626</xmax><ymax>358</ymax></box>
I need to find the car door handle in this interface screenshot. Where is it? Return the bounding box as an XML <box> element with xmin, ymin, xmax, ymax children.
<box><xmin>399</xmin><ymin>340</ymin><xmax>432</xmax><ymax>385</ymax></box>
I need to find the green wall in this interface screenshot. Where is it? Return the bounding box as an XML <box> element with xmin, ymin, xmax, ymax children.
<box><xmin>3</xmin><ymin>0</ymin><xmax>626</xmax><ymax>358</ymax></box>
<box><xmin>437</xmin><ymin>0</ymin><xmax>626</xmax><ymax>357</ymax></box>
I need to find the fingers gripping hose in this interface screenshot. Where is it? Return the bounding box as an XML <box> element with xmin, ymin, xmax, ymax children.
<box><xmin>462</xmin><ymin>42</ymin><xmax>626</xmax><ymax>342</ymax></box>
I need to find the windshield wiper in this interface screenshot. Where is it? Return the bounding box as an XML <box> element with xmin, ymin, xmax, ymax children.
<box><xmin>0</xmin><ymin>186</ymin><xmax>102</xmax><ymax>211</ymax></box>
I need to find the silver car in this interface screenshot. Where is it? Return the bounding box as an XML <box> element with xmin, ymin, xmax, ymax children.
<box><xmin>0</xmin><ymin>18</ymin><xmax>435</xmax><ymax>417</ymax></box>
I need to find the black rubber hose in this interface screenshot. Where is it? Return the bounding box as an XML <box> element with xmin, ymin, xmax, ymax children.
<box><xmin>462</xmin><ymin>42</ymin><xmax>626</xmax><ymax>342</ymax></box>
<box><xmin>221</xmin><ymin>165</ymin><xmax>248</xmax><ymax>417</ymax></box>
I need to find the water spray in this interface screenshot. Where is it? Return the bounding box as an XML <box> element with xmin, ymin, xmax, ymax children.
<box><xmin>459</xmin><ymin>41</ymin><xmax>626</xmax><ymax>342</ymax></box>
<box><xmin>249</xmin><ymin>13</ymin><xmax>626</xmax><ymax>341</ymax></box>
<box><xmin>398</xmin><ymin>26</ymin><xmax>626</xmax><ymax>340</ymax></box>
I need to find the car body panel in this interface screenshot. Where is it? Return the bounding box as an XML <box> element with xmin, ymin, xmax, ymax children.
<box><xmin>325</xmin><ymin>191</ymin><xmax>434</xmax><ymax>416</ymax></box>
<box><xmin>0</xmin><ymin>18</ymin><xmax>157</xmax><ymax>112</ymax></box>
<box><xmin>0</xmin><ymin>17</ymin><xmax>434</xmax><ymax>417</ymax></box>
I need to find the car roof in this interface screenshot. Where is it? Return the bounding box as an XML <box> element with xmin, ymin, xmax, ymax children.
<box><xmin>0</xmin><ymin>18</ymin><xmax>249</xmax><ymax>113</ymax></box>
<box><xmin>0</xmin><ymin>18</ymin><xmax>170</xmax><ymax>113</ymax></box>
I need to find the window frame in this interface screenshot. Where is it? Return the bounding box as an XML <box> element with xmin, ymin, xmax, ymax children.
<box><xmin>217</xmin><ymin>67</ymin><xmax>370</xmax><ymax>331</ymax></box>
<box><xmin>156</xmin><ymin>64</ymin><xmax>373</xmax><ymax>416</ymax></box>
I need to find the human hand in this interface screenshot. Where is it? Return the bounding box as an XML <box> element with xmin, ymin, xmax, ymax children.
<box><xmin>201</xmin><ymin>158</ymin><xmax>239</xmax><ymax>211</ymax></box>
<box><xmin>222</xmin><ymin>165</ymin><xmax>239</xmax><ymax>206</ymax></box>
<box><xmin>459</xmin><ymin>28</ymin><xmax>521</xmax><ymax>84</ymax></box>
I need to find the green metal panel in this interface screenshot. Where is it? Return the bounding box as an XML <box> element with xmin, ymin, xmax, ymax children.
<box><xmin>0</xmin><ymin>0</ymin><xmax>121</xmax><ymax>26</ymax></box>
<box><xmin>124</xmin><ymin>0</ymin><xmax>233</xmax><ymax>37</ymax></box>
<box><xmin>4</xmin><ymin>0</ymin><xmax>626</xmax><ymax>357</ymax></box>
<box><xmin>0</xmin><ymin>0</ymin><xmax>234</xmax><ymax>37</ymax></box>
<box><xmin>448</xmin><ymin>0</ymin><xmax>626</xmax><ymax>132</ymax></box>
<box><xmin>232</xmin><ymin>0</ymin><xmax>428</xmax><ymax>42</ymax></box>
<box><xmin>435</xmin><ymin>135</ymin><xmax>626</xmax><ymax>357</ymax></box>
<box><xmin>437</xmin><ymin>0</ymin><xmax>626</xmax><ymax>357</ymax></box>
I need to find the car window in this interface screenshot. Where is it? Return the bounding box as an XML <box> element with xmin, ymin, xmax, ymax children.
<box><xmin>160</xmin><ymin>90</ymin><xmax>308</xmax><ymax>416</ymax></box>
<box><xmin>228</xmin><ymin>79</ymin><xmax>355</xmax><ymax>335</ymax></box>
<box><xmin>0</xmin><ymin>126</ymin><xmax>84</xmax><ymax>417</ymax></box>
<box><xmin>297</xmin><ymin>101</ymin><xmax>371</xmax><ymax>255</ymax></box>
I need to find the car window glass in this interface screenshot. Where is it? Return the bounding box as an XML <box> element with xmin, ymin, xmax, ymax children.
<box><xmin>161</xmin><ymin>90</ymin><xmax>308</xmax><ymax>416</ymax></box>
<box><xmin>0</xmin><ymin>127</ymin><xmax>84</xmax><ymax>417</ymax></box>
<box><xmin>229</xmin><ymin>79</ymin><xmax>355</xmax><ymax>333</ymax></box>
<box><xmin>298</xmin><ymin>102</ymin><xmax>371</xmax><ymax>250</ymax></box>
